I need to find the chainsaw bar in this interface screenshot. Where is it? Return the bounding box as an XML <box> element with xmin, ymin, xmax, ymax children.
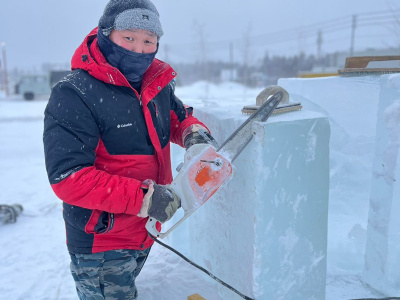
<box><xmin>217</xmin><ymin>91</ymin><xmax>284</xmax><ymax>162</ymax></box>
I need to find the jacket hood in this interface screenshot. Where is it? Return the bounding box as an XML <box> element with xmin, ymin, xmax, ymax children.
<box><xmin>71</xmin><ymin>27</ymin><xmax>173</xmax><ymax>88</ymax></box>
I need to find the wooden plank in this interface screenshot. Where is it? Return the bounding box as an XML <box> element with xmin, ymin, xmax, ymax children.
<box><xmin>344</xmin><ymin>56</ymin><xmax>400</xmax><ymax>68</ymax></box>
<box><xmin>339</xmin><ymin>56</ymin><xmax>400</xmax><ymax>76</ymax></box>
<box><xmin>188</xmin><ymin>294</ymin><xmax>207</xmax><ymax>300</ymax></box>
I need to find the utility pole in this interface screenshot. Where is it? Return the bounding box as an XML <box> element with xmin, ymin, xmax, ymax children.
<box><xmin>229</xmin><ymin>42</ymin><xmax>233</xmax><ymax>81</ymax></box>
<box><xmin>317</xmin><ymin>30</ymin><xmax>323</xmax><ymax>65</ymax></box>
<box><xmin>243</xmin><ymin>25</ymin><xmax>252</xmax><ymax>86</ymax></box>
<box><xmin>164</xmin><ymin>44</ymin><xmax>170</xmax><ymax>62</ymax></box>
<box><xmin>193</xmin><ymin>21</ymin><xmax>209</xmax><ymax>97</ymax></box>
<box><xmin>193</xmin><ymin>21</ymin><xmax>207</xmax><ymax>81</ymax></box>
<box><xmin>350</xmin><ymin>15</ymin><xmax>357</xmax><ymax>57</ymax></box>
<box><xmin>1</xmin><ymin>42</ymin><xmax>9</xmax><ymax>96</ymax></box>
<box><xmin>297</xmin><ymin>30</ymin><xmax>305</xmax><ymax>75</ymax></box>
<box><xmin>0</xmin><ymin>58</ymin><xmax>3</xmax><ymax>91</ymax></box>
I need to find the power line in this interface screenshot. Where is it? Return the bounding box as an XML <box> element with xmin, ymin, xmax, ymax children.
<box><xmin>358</xmin><ymin>20</ymin><xmax>400</xmax><ymax>27</ymax></box>
<box><xmin>160</xmin><ymin>8</ymin><xmax>400</xmax><ymax>63</ymax></box>
<box><xmin>357</xmin><ymin>8</ymin><xmax>400</xmax><ymax>17</ymax></box>
<box><xmin>167</xmin><ymin>9</ymin><xmax>397</xmax><ymax>49</ymax></box>
<box><xmin>359</xmin><ymin>14</ymin><xmax>400</xmax><ymax>22</ymax></box>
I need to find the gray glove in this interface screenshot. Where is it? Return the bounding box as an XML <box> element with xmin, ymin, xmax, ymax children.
<box><xmin>183</xmin><ymin>127</ymin><xmax>218</xmax><ymax>150</ymax></box>
<box><xmin>138</xmin><ymin>181</ymin><xmax>181</xmax><ymax>223</ymax></box>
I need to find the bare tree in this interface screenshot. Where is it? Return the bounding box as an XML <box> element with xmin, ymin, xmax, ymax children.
<box><xmin>192</xmin><ymin>20</ymin><xmax>209</xmax><ymax>98</ymax></box>
<box><xmin>387</xmin><ymin>1</ymin><xmax>400</xmax><ymax>52</ymax></box>
<box><xmin>241</xmin><ymin>23</ymin><xmax>253</xmax><ymax>86</ymax></box>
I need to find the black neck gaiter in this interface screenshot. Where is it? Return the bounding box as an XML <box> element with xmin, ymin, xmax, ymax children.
<box><xmin>97</xmin><ymin>30</ymin><xmax>157</xmax><ymax>84</ymax></box>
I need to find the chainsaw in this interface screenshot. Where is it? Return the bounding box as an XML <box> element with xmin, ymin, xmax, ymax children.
<box><xmin>146</xmin><ymin>88</ymin><xmax>284</xmax><ymax>238</ymax></box>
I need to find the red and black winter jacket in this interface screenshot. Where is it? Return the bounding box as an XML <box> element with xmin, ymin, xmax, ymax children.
<box><xmin>43</xmin><ymin>28</ymin><xmax>207</xmax><ymax>254</ymax></box>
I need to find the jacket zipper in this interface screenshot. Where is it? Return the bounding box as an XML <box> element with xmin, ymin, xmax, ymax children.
<box><xmin>134</xmin><ymin>66</ymin><xmax>172</xmax><ymax>140</ymax></box>
<box><xmin>126</xmin><ymin>65</ymin><xmax>170</xmax><ymax>103</ymax></box>
<box><xmin>153</xmin><ymin>101</ymin><xmax>166</xmax><ymax>139</ymax></box>
<box><xmin>140</xmin><ymin>65</ymin><xmax>170</xmax><ymax>95</ymax></box>
<box><xmin>105</xmin><ymin>213</ymin><xmax>114</xmax><ymax>233</ymax></box>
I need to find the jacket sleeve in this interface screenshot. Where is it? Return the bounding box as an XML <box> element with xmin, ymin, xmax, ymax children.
<box><xmin>43</xmin><ymin>81</ymin><xmax>144</xmax><ymax>215</ymax></box>
<box><xmin>168</xmin><ymin>81</ymin><xmax>209</xmax><ymax>146</ymax></box>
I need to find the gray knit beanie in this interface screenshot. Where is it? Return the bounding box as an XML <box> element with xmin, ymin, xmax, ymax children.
<box><xmin>99</xmin><ymin>0</ymin><xmax>163</xmax><ymax>38</ymax></box>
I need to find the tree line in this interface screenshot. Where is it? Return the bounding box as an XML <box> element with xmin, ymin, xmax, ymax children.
<box><xmin>172</xmin><ymin>51</ymin><xmax>342</xmax><ymax>87</ymax></box>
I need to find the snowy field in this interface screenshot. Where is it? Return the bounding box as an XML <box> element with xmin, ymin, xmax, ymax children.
<box><xmin>0</xmin><ymin>81</ymin><xmax>388</xmax><ymax>300</ymax></box>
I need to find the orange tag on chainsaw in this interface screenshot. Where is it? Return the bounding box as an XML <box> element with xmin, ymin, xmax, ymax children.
<box><xmin>188</xmin><ymin>147</ymin><xmax>232</xmax><ymax>205</ymax></box>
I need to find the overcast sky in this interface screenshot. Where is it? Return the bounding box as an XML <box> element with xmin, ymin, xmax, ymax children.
<box><xmin>0</xmin><ymin>0</ymin><xmax>398</xmax><ymax>71</ymax></box>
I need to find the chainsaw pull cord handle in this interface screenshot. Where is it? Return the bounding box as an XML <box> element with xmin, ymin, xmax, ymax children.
<box><xmin>147</xmin><ymin>232</ymin><xmax>255</xmax><ymax>300</ymax></box>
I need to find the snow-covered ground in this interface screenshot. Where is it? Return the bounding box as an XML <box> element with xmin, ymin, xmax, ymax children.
<box><xmin>0</xmin><ymin>81</ymin><xmax>389</xmax><ymax>300</ymax></box>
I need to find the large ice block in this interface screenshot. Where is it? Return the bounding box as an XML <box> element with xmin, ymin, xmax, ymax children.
<box><xmin>279</xmin><ymin>76</ymin><xmax>381</xmax><ymax>274</ymax></box>
<box><xmin>169</xmin><ymin>109</ymin><xmax>330</xmax><ymax>300</ymax></box>
<box><xmin>364</xmin><ymin>74</ymin><xmax>400</xmax><ymax>294</ymax></box>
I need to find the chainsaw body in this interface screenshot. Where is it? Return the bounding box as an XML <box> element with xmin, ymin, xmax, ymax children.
<box><xmin>146</xmin><ymin>143</ymin><xmax>232</xmax><ymax>238</ymax></box>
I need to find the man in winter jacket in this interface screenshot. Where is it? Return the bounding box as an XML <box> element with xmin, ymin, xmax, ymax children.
<box><xmin>43</xmin><ymin>0</ymin><xmax>217</xmax><ymax>299</ymax></box>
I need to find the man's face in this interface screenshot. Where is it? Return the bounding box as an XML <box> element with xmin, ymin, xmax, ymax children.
<box><xmin>109</xmin><ymin>29</ymin><xmax>158</xmax><ymax>53</ymax></box>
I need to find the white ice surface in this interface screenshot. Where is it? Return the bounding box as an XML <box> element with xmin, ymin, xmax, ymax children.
<box><xmin>363</xmin><ymin>74</ymin><xmax>400</xmax><ymax>296</ymax></box>
<box><xmin>279</xmin><ymin>76</ymin><xmax>380</xmax><ymax>277</ymax></box>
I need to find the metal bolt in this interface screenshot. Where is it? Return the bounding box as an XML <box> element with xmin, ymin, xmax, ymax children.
<box><xmin>200</xmin><ymin>159</ymin><xmax>222</xmax><ymax>166</ymax></box>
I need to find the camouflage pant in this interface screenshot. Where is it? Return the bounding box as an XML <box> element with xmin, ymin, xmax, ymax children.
<box><xmin>69</xmin><ymin>248</ymin><xmax>151</xmax><ymax>300</ymax></box>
